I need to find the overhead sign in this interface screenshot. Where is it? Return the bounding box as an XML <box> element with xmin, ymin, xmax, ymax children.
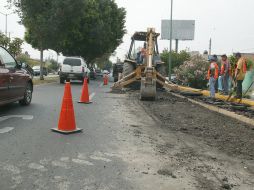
<box><xmin>161</xmin><ymin>20</ymin><xmax>195</xmax><ymax>40</ymax></box>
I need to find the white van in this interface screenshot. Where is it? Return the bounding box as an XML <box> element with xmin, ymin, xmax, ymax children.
<box><xmin>59</xmin><ymin>57</ymin><xmax>90</xmax><ymax>84</ymax></box>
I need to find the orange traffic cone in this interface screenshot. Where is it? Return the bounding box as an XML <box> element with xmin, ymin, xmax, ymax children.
<box><xmin>103</xmin><ymin>74</ymin><xmax>108</xmax><ymax>85</ymax></box>
<box><xmin>51</xmin><ymin>82</ymin><xmax>82</xmax><ymax>134</ymax></box>
<box><xmin>78</xmin><ymin>78</ymin><xmax>92</xmax><ymax>104</ymax></box>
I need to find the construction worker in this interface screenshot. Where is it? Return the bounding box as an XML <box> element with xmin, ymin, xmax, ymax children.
<box><xmin>220</xmin><ymin>54</ymin><xmax>231</xmax><ymax>95</ymax></box>
<box><xmin>136</xmin><ymin>48</ymin><xmax>142</xmax><ymax>63</ymax></box>
<box><xmin>140</xmin><ymin>42</ymin><xmax>147</xmax><ymax>63</ymax></box>
<box><xmin>234</xmin><ymin>52</ymin><xmax>247</xmax><ymax>99</ymax></box>
<box><xmin>207</xmin><ymin>55</ymin><xmax>219</xmax><ymax>98</ymax></box>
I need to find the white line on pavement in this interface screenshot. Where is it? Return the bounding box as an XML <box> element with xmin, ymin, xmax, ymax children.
<box><xmin>99</xmin><ymin>83</ymin><xmax>103</xmax><ymax>87</ymax></box>
<box><xmin>0</xmin><ymin>115</ymin><xmax>34</xmax><ymax>122</ymax></box>
<box><xmin>89</xmin><ymin>92</ymin><xmax>96</xmax><ymax>100</ymax></box>
<box><xmin>0</xmin><ymin>127</ymin><xmax>14</xmax><ymax>134</ymax></box>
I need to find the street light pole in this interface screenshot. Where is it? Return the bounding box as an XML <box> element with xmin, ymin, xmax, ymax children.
<box><xmin>5</xmin><ymin>14</ymin><xmax>7</xmax><ymax>36</ymax></box>
<box><xmin>168</xmin><ymin>0</ymin><xmax>173</xmax><ymax>81</ymax></box>
<box><xmin>0</xmin><ymin>12</ymin><xmax>12</xmax><ymax>36</ymax></box>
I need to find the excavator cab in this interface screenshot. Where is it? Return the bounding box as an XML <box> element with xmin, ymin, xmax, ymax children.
<box><xmin>127</xmin><ymin>31</ymin><xmax>161</xmax><ymax>64</ymax></box>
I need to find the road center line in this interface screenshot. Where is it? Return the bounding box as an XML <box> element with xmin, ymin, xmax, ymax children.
<box><xmin>89</xmin><ymin>92</ymin><xmax>96</xmax><ymax>100</ymax></box>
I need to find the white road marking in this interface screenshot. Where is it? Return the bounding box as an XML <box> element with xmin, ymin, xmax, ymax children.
<box><xmin>0</xmin><ymin>115</ymin><xmax>33</xmax><ymax>134</ymax></box>
<box><xmin>39</xmin><ymin>158</ymin><xmax>51</xmax><ymax>165</ymax></box>
<box><xmin>72</xmin><ymin>159</ymin><xmax>94</xmax><ymax>166</ymax></box>
<box><xmin>90</xmin><ymin>155</ymin><xmax>112</xmax><ymax>162</ymax></box>
<box><xmin>103</xmin><ymin>152</ymin><xmax>121</xmax><ymax>158</ymax></box>
<box><xmin>77</xmin><ymin>153</ymin><xmax>87</xmax><ymax>160</ymax></box>
<box><xmin>99</xmin><ymin>83</ymin><xmax>103</xmax><ymax>87</ymax></box>
<box><xmin>3</xmin><ymin>164</ymin><xmax>21</xmax><ymax>175</ymax></box>
<box><xmin>60</xmin><ymin>157</ymin><xmax>70</xmax><ymax>162</ymax></box>
<box><xmin>0</xmin><ymin>115</ymin><xmax>33</xmax><ymax>122</ymax></box>
<box><xmin>89</xmin><ymin>92</ymin><xmax>96</xmax><ymax>100</ymax></box>
<box><xmin>0</xmin><ymin>127</ymin><xmax>14</xmax><ymax>134</ymax></box>
<box><xmin>57</xmin><ymin>181</ymin><xmax>71</xmax><ymax>190</ymax></box>
<box><xmin>28</xmin><ymin>163</ymin><xmax>47</xmax><ymax>172</ymax></box>
<box><xmin>52</xmin><ymin>161</ymin><xmax>70</xmax><ymax>169</ymax></box>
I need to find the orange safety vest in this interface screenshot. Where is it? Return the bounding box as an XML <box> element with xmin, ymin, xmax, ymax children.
<box><xmin>207</xmin><ymin>62</ymin><xmax>219</xmax><ymax>79</ymax></box>
<box><xmin>220</xmin><ymin>60</ymin><xmax>231</xmax><ymax>76</ymax></box>
<box><xmin>242</xmin><ymin>58</ymin><xmax>247</xmax><ymax>73</ymax></box>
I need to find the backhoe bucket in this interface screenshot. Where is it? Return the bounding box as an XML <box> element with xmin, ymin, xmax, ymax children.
<box><xmin>140</xmin><ymin>67</ymin><xmax>156</xmax><ymax>100</ymax></box>
<box><xmin>140</xmin><ymin>77</ymin><xmax>156</xmax><ymax>100</ymax></box>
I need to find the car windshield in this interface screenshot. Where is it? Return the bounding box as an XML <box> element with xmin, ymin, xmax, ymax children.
<box><xmin>63</xmin><ymin>58</ymin><xmax>81</xmax><ymax>66</ymax></box>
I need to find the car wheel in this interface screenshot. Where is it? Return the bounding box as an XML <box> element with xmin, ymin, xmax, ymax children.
<box><xmin>19</xmin><ymin>82</ymin><xmax>33</xmax><ymax>106</ymax></box>
<box><xmin>60</xmin><ymin>77</ymin><xmax>65</xmax><ymax>84</ymax></box>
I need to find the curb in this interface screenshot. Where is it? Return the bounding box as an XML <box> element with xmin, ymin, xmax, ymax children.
<box><xmin>176</xmin><ymin>85</ymin><xmax>254</xmax><ymax>107</ymax></box>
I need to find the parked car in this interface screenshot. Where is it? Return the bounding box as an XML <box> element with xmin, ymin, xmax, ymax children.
<box><xmin>59</xmin><ymin>57</ymin><xmax>90</xmax><ymax>84</ymax></box>
<box><xmin>32</xmin><ymin>66</ymin><xmax>48</xmax><ymax>76</ymax></box>
<box><xmin>95</xmin><ymin>69</ymin><xmax>103</xmax><ymax>77</ymax></box>
<box><xmin>102</xmin><ymin>70</ymin><xmax>110</xmax><ymax>75</ymax></box>
<box><xmin>0</xmin><ymin>46</ymin><xmax>33</xmax><ymax>106</ymax></box>
<box><xmin>89</xmin><ymin>67</ymin><xmax>96</xmax><ymax>80</ymax></box>
<box><xmin>112</xmin><ymin>62</ymin><xmax>123</xmax><ymax>82</ymax></box>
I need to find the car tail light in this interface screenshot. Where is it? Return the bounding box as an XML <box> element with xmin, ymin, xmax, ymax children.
<box><xmin>82</xmin><ymin>67</ymin><xmax>85</xmax><ymax>73</ymax></box>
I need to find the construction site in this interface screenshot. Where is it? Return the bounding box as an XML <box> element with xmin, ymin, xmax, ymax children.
<box><xmin>1</xmin><ymin>0</ymin><xmax>254</xmax><ymax>190</ymax></box>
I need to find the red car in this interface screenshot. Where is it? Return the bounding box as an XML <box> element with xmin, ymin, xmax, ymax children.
<box><xmin>0</xmin><ymin>46</ymin><xmax>33</xmax><ymax>106</ymax></box>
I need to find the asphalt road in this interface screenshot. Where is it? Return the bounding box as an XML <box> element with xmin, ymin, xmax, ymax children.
<box><xmin>0</xmin><ymin>79</ymin><xmax>253</xmax><ymax>190</ymax></box>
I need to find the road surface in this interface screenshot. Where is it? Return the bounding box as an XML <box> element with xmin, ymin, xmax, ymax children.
<box><xmin>0</xmin><ymin>80</ymin><xmax>253</xmax><ymax>190</ymax></box>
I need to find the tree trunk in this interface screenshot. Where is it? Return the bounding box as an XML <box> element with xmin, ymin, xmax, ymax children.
<box><xmin>40</xmin><ymin>49</ymin><xmax>44</xmax><ymax>80</ymax></box>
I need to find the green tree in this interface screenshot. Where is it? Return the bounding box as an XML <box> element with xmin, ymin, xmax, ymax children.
<box><xmin>47</xmin><ymin>59</ymin><xmax>59</xmax><ymax>72</ymax></box>
<box><xmin>9</xmin><ymin>0</ymin><xmax>126</xmax><ymax>79</ymax></box>
<box><xmin>160</xmin><ymin>49</ymin><xmax>190</xmax><ymax>74</ymax></box>
<box><xmin>16</xmin><ymin>53</ymin><xmax>29</xmax><ymax>63</ymax></box>
<box><xmin>0</xmin><ymin>32</ymin><xmax>10</xmax><ymax>48</ymax></box>
<box><xmin>54</xmin><ymin>0</ymin><xmax>126</xmax><ymax>63</ymax></box>
<box><xmin>9</xmin><ymin>0</ymin><xmax>59</xmax><ymax>80</ymax></box>
<box><xmin>8</xmin><ymin>37</ymin><xmax>23</xmax><ymax>57</ymax></box>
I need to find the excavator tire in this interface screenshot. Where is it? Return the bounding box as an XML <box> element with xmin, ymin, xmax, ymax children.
<box><xmin>156</xmin><ymin>64</ymin><xmax>167</xmax><ymax>89</ymax></box>
<box><xmin>122</xmin><ymin>62</ymin><xmax>140</xmax><ymax>90</ymax></box>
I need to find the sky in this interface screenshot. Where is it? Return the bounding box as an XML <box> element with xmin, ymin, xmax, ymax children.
<box><xmin>1</xmin><ymin>0</ymin><xmax>254</xmax><ymax>62</ymax></box>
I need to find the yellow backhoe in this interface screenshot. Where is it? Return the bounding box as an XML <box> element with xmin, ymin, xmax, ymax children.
<box><xmin>112</xmin><ymin>28</ymin><xmax>177</xmax><ymax>100</ymax></box>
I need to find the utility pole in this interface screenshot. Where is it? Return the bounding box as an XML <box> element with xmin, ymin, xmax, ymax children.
<box><xmin>175</xmin><ymin>39</ymin><xmax>179</xmax><ymax>53</ymax></box>
<box><xmin>209</xmin><ymin>38</ymin><xmax>212</xmax><ymax>55</ymax></box>
<box><xmin>168</xmin><ymin>0</ymin><xmax>173</xmax><ymax>81</ymax></box>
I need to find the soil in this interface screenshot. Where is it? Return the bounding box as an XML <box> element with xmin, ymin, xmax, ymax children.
<box><xmin>139</xmin><ymin>91</ymin><xmax>254</xmax><ymax>161</ymax></box>
<box><xmin>122</xmin><ymin>90</ymin><xmax>254</xmax><ymax>189</ymax></box>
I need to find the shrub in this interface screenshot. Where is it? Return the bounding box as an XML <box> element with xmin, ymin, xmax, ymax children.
<box><xmin>160</xmin><ymin>50</ymin><xmax>190</xmax><ymax>74</ymax></box>
<box><xmin>174</xmin><ymin>55</ymin><xmax>209</xmax><ymax>89</ymax></box>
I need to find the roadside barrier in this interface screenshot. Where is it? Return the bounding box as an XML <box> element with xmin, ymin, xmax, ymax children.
<box><xmin>51</xmin><ymin>82</ymin><xmax>82</xmax><ymax>134</ymax></box>
<box><xmin>78</xmin><ymin>78</ymin><xmax>92</xmax><ymax>104</ymax></box>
